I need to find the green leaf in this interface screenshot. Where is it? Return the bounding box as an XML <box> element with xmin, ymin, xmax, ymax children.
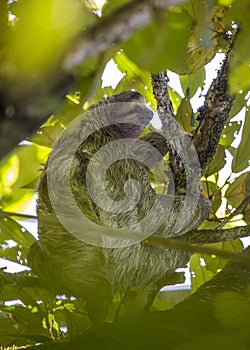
<box><xmin>0</xmin><ymin>318</ymin><xmax>21</xmax><ymax>347</ymax></box>
<box><xmin>185</xmin><ymin>1</ymin><xmax>225</xmax><ymax>72</ymax></box>
<box><xmin>204</xmin><ymin>240</ymin><xmax>243</xmax><ymax>274</ymax></box>
<box><xmin>30</xmin><ymin>125</ymin><xmax>62</xmax><ymax>148</ymax></box>
<box><xmin>225</xmin><ymin>172</ymin><xmax>250</xmax><ymax>208</ymax></box>
<box><xmin>114</xmin><ymin>51</ymin><xmax>156</xmax><ymax>107</ymax></box>
<box><xmin>122</xmin><ymin>8</ymin><xmax>189</xmax><ymax>73</ymax></box>
<box><xmin>231</xmin><ymin>109</ymin><xmax>250</xmax><ymax>172</ymax></box>
<box><xmin>0</xmin><ymin>154</ymin><xmax>19</xmax><ymax>191</ymax></box>
<box><xmin>205</xmin><ymin>144</ymin><xmax>226</xmax><ymax>176</ymax></box>
<box><xmin>201</xmin><ymin>179</ymin><xmax>218</xmax><ymax>198</ymax></box>
<box><xmin>229</xmin><ymin>91</ymin><xmax>247</xmax><ymax>117</ymax></box>
<box><xmin>0</xmin><ymin>217</ymin><xmax>35</xmax><ymax>250</ymax></box>
<box><xmin>168</xmin><ymin>87</ymin><xmax>183</xmax><ymax>113</ymax></box>
<box><xmin>215</xmin><ymin>290</ymin><xmax>250</xmax><ymax>329</ymax></box>
<box><xmin>151</xmin><ymin>297</ymin><xmax>173</xmax><ymax>311</ymax></box>
<box><xmin>175</xmin><ymin>96</ymin><xmax>194</xmax><ymax>132</ymax></box>
<box><xmin>0</xmin><ymin>304</ymin><xmax>50</xmax><ymax>345</ymax></box>
<box><xmin>229</xmin><ymin>59</ymin><xmax>250</xmax><ymax>94</ymax></box>
<box><xmin>1</xmin><ymin>189</ymin><xmax>34</xmax><ymax>213</ymax></box>
<box><xmin>7</xmin><ymin>0</ymin><xmax>85</xmax><ymax>74</ymax></box>
<box><xmin>0</xmin><ymin>246</ymin><xmax>27</xmax><ymax>265</ymax></box>
<box><xmin>179</xmin><ymin>68</ymin><xmax>206</xmax><ymax>98</ymax></box>
<box><xmin>212</xmin><ymin>191</ymin><xmax>222</xmax><ymax>214</ymax></box>
<box><xmin>227</xmin><ymin>1</ymin><xmax>250</xmax><ymax>93</ymax></box>
<box><xmin>219</xmin><ymin>120</ymin><xmax>242</xmax><ymax>147</ymax></box>
<box><xmin>0</xmin><ymin>144</ymin><xmax>50</xmax><ymax>192</ymax></box>
<box><xmin>190</xmin><ymin>240</ymin><xmax>243</xmax><ymax>294</ymax></box>
<box><xmin>190</xmin><ymin>253</ymin><xmax>214</xmax><ymax>293</ymax></box>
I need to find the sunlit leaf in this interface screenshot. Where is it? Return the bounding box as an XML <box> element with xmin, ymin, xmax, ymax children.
<box><xmin>227</xmin><ymin>1</ymin><xmax>250</xmax><ymax>93</ymax></box>
<box><xmin>179</xmin><ymin>68</ymin><xmax>206</xmax><ymax>98</ymax></box>
<box><xmin>114</xmin><ymin>51</ymin><xmax>156</xmax><ymax>107</ymax></box>
<box><xmin>0</xmin><ymin>217</ymin><xmax>35</xmax><ymax>250</ymax></box>
<box><xmin>176</xmin><ymin>96</ymin><xmax>194</xmax><ymax>132</ymax></box>
<box><xmin>231</xmin><ymin>109</ymin><xmax>250</xmax><ymax>172</ymax></box>
<box><xmin>0</xmin><ymin>154</ymin><xmax>19</xmax><ymax>191</ymax></box>
<box><xmin>212</xmin><ymin>191</ymin><xmax>222</xmax><ymax>216</ymax></box>
<box><xmin>190</xmin><ymin>253</ymin><xmax>214</xmax><ymax>293</ymax></box>
<box><xmin>168</xmin><ymin>87</ymin><xmax>183</xmax><ymax>112</ymax></box>
<box><xmin>204</xmin><ymin>240</ymin><xmax>243</xmax><ymax>274</ymax></box>
<box><xmin>229</xmin><ymin>59</ymin><xmax>250</xmax><ymax>94</ymax></box>
<box><xmin>201</xmin><ymin>179</ymin><xmax>218</xmax><ymax>198</ymax></box>
<box><xmin>219</xmin><ymin>120</ymin><xmax>242</xmax><ymax>147</ymax></box>
<box><xmin>229</xmin><ymin>91</ymin><xmax>247</xmax><ymax>117</ymax></box>
<box><xmin>190</xmin><ymin>240</ymin><xmax>243</xmax><ymax>294</ymax></box>
<box><xmin>151</xmin><ymin>297</ymin><xmax>173</xmax><ymax>311</ymax></box>
<box><xmin>205</xmin><ymin>144</ymin><xmax>226</xmax><ymax>176</ymax></box>
<box><xmin>2</xmin><ymin>189</ymin><xmax>34</xmax><ymax>213</ymax></box>
<box><xmin>225</xmin><ymin>172</ymin><xmax>250</xmax><ymax>208</ymax></box>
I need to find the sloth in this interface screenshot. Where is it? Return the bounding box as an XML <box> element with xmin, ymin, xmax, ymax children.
<box><xmin>28</xmin><ymin>91</ymin><xmax>211</xmax><ymax>322</ymax></box>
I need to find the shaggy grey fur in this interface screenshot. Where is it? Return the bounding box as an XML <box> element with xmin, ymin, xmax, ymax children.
<box><xmin>28</xmin><ymin>91</ymin><xmax>211</xmax><ymax>321</ymax></box>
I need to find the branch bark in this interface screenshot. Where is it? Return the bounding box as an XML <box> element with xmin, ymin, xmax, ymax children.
<box><xmin>151</xmin><ymin>71</ymin><xmax>189</xmax><ymax>191</ymax></box>
<box><xmin>146</xmin><ymin>226</ymin><xmax>250</xmax><ymax>266</ymax></box>
<box><xmin>192</xmin><ymin>50</ymin><xmax>235</xmax><ymax>173</ymax></box>
<box><xmin>63</xmin><ymin>0</ymin><xmax>184</xmax><ymax>70</ymax></box>
<box><xmin>181</xmin><ymin>225</ymin><xmax>250</xmax><ymax>244</ymax></box>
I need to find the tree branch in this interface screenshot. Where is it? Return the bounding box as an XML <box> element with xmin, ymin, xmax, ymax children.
<box><xmin>218</xmin><ymin>195</ymin><xmax>250</xmax><ymax>229</ymax></box>
<box><xmin>35</xmin><ymin>212</ymin><xmax>250</xmax><ymax>263</ymax></box>
<box><xmin>146</xmin><ymin>227</ymin><xmax>250</xmax><ymax>266</ymax></box>
<box><xmin>151</xmin><ymin>71</ymin><xmax>189</xmax><ymax>191</ymax></box>
<box><xmin>181</xmin><ymin>225</ymin><xmax>250</xmax><ymax>244</ymax></box>
<box><xmin>192</xmin><ymin>50</ymin><xmax>235</xmax><ymax>173</ymax></box>
<box><xmin>63</xmin><ymin>0</ymin><xmax>184</xmax><ymax>70</ymax></box>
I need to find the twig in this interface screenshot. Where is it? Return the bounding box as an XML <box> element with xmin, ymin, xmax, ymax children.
<box><xmin>218</xmin><ymin>195</ymin><xmax>250</xmax><ymax>229</ymax></box>
<box><xmin>0</xmin><ymin>210</ymin><xmax>37</xmax><ymax>220</ymax></box>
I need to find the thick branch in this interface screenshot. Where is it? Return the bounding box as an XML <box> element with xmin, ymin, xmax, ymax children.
<box><xmin>151</xmin><ymin>71</ymin><xmax>188</xmax><ymax>191</ymax></box>
<box><xmin>63</xmin><ymin>0</ymin><xmax>183</xmax><ymax>70</ymax></box>
<box><xmin>146</xmin><ymin>226</ymin><xmax>250</xmax><ymax>265</ymax></box>
<box><xmin>192</xmin><ymin>50</ymin><xmax>235</xmax><ymax>173</ymax></box>
<box><xmin>181</xmin><ymin>225</ymin><xmax>250</xmax><ymax>244</ymax></box>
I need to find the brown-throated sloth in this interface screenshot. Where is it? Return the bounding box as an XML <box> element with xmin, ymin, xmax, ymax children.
<box><xmin>28</xmin><ymin>91</ymin><xmax>211</xmax><ymax>322</ymax></box>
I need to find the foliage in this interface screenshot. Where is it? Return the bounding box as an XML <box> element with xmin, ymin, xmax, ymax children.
<box><xmin>0</xmin><ymin>0</ymin><xmax>250</xmax><ymax>349</ymax></box>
